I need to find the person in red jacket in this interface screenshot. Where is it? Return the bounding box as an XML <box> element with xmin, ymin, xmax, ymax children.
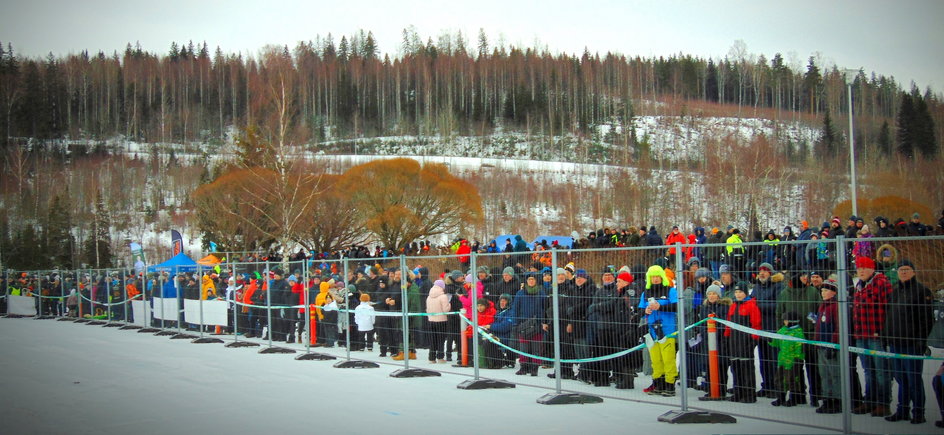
<box><xmin>725</xmin><ymin>283</ymin><xmax>762</xmax><ymax>403</ymax></box>
<box><xmin>665</xmin><ymin>226</ymin><xmax>687</xmax><ymax>269</ymax></box>
<box><xmin>471</xmin><ymin>298</ymin><xmax>500</xmax><ymax>368</ymax></box>
<box><xmin>456</xmin><ymin>240</ymin><xmax>472</xmax><ymax>267</ymax></box>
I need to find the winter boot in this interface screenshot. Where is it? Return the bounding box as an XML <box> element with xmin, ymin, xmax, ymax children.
<box><xmin>645</xmin><ymin>378</ymin><xmax>664</xmax><ymax>395</ymax></box>
<box><xmin>408</xmin><ymin>351</ymin><xmax>417</xmax><ymax>360</ymax></box>
<box><xmin>391</xmin><ymin>351</ymin><xmax>405</xmax><ymax>361</ymax></box>
<box><xmin>660</xmin><ymin>380</ymin><xmax>676</xmax><ymax>397</ymax></box>
<box><xmin>885</xmin><ymin>408</ymin><xmax>910</xmax><ymax>422</ymax></box>
<box><xmin>784</xmin><ymin>393</ymin><xmax>802</xmax><ymax>407</ymax></box>
<box><xmin>816</xmin><ymin>399</ymin><xmax>841</xmax><ymax>414</ymax></box>
<box><xmin>771</xmin><ymin>392</ymin><xmax>787</xmax><ymax>407</ymax></box>
<box><xmin>530</xmin><ymin>365</ymin><xmax>539</xmax><ymax>376</ymax></box>
<box><xmin>515</xmin><ymin>365</ymin><xmax>530</xmax><ymax>376</ymax></box>
<box><xmin>614</xmin><ymin>373</ymin><xmax>635</xmax><ymax>390</ymax></box>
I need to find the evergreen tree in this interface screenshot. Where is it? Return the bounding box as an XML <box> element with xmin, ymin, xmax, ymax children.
<box><xmin>705</xmin><ymin>59</ymin><xmax>718</xmax><ymax>102</ymax></box>
<box><xmin>819</xmin><ymin>109</ymin><xmax>838</xmax><ymax>156</ymax></box>
<box><xmin>83</xmin><ymin>192</ymin><xmax>112</xmax><ymax>268</ymax></box>
<box><xmin>896</xmin><ymin>93</ymin><xmax>916</xmax><ymax>158</ymax></box>
<box><xmin>913</xmin><ymin>94</ymin><xmax>938</xmax><ymax>158</ymax></box>
<box><xmin>44</xmin><ymin>195</ymin><xmax>75</xmax><ymax>268</ymax></box>
<box><xmin>876</xmin><ymin>120</ymin><xmax>892</xmax><ymax>156</ymax></box>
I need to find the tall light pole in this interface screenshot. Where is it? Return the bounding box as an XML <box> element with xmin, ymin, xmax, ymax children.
<box><xmin>843</xmin><ymin>69</ymin><xmax>858</xmax><ymax>218</ymax></box>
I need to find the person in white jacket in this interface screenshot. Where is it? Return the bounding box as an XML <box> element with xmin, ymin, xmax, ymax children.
<box><xmin>426</xmin><ymin>279</ymin><xmax>451</xmax><ymax>363</ymax></box>
<box><xmin>354</xmin><ymin>293</ymin><xmax>376</xmax><ymax>351</ymax></box>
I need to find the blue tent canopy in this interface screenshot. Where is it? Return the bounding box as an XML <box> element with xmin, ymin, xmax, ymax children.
<box><xmin>531</xmin><ymin>236</ymin><xmax>575</xmax><ymax>250</ymax></box>
<box><xmin>146</xmin><ymin>252</ymin><xmax>198</xmax><ymax>273</ymax></box>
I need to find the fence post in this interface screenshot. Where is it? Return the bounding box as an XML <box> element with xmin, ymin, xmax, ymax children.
<box><xmin>123</xmin><ymin>269</ymin><xmax>129</xmax><ymax>323</ymax></box>
<box><xmin>676</xmin><ymin>244</ymin><xmax>688</xmax><ymax>410</ymax></box>
<box><xmin>657</xmin><ymin>243</ymin><xmax>734</xmax><ymax>423</ymax></box>
<box><xmin>470</xmin><ymin>253</ymin><xmax>479</xmax><ymax>379</ymax></box>
<box><xmin>835</xmin><ymin>236</ymin><xmax>853</xmax><ymax>434</ymax></box>
<box><xmin>198</xmin><ymin>265</ymin><xmax>205</xmax><ymax>339</ymax></box>
<box><xmin>265</xmin><ymin>261</ymin><xmax>273</xmax><ymax>348</ymax></box>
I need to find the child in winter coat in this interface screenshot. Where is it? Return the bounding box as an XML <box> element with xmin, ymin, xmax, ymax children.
<box><xmin>769</xmin><ymin>311</ymin><xmax>805</xmax><ymax>407</ymax></box>
<box><xmin>354</xmin><ymin>293</ymin><xmax>376</xmax><ymax>351</ymax></box>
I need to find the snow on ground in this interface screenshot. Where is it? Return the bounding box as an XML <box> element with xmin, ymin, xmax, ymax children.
<box><xmin>0</xmin><ymin>317</ymin><xmax>842</xmax><ymax>435</ymax></box>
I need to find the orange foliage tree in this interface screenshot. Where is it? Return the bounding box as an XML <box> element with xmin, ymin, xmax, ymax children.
<box><xmin>338</xmin><ymin>158</ymin><xmax>483</xmax><ymax>249</ymax></box>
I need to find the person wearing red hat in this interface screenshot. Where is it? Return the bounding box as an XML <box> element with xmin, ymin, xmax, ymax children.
<box><xmin>851</xmin><ymin>255</ymin><xmax>894</xmax><ymax>417</ymax></box>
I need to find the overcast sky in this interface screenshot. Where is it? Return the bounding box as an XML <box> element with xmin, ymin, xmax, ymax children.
<box><xmin>2</xmin><ymin>0</ymin><xmax>942</xmax><ymax>92</ymax></box>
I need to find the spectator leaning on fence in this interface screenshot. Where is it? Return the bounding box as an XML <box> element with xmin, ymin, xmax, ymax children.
<box><xmin>639</xmin><ymin>265</ymin><xmax>679</xmax><ymax>397</ymax></box>
<box><xmin>882</xmin><ymin>259</ymin><xmax>934</xmax><ymax>424</ymax></box>
<box><xmin>851</xmin><ymin>256</ymin><xmax>893</xmax><ymax>417</ymax></box>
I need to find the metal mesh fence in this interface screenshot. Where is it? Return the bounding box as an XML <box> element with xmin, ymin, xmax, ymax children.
<box><xmin>4</xmin><ymin>235</ymin><xmax>944</xmax><ymax>433</ymax></box>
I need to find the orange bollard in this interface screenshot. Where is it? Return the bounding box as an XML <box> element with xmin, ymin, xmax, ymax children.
<box><xmin>461</xmin><ymin>322</ymin><xmax>469</xmax><ymax>367</ymax></box>
<box><xmin>707</xmin><ymin>313</ymin><xmax>721</xmax><ymax>399</ymax></box>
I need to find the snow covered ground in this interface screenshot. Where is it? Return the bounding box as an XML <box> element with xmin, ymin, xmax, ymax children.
<box><xmin>0</xmin><ymin>317</ymin><xmax>848</xmax><ymax>435</ymax></box>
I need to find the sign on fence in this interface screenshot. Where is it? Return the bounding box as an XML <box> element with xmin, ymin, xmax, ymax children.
<box><xmin>183</xmin><ymin>299</ymin><xmax>228</xmax><ymax>326</ymax></box>
<box><xmin>7</xmin><ymin>295</ymin><xmax>37</xmax><ymax>316</ymax></box>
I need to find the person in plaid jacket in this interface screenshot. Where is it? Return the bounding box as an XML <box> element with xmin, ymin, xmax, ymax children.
<box><xmin>851</xmin><ymin>256</ymin><xmax>893</xmax><ymax>417</ymax></box>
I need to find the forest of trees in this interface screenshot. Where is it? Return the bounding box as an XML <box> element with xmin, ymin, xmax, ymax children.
<box><xmin>0</xmin><ymin>29</ymin><xmax>941</xmax><ymax>270</ymax></box>
<box><xmin>0</xmin><ymin>29</ymin><xmax>939</xmax><ymax>160</ymax></box>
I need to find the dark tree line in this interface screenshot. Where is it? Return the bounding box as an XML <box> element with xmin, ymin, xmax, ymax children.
<box><xmin>0</xmin><ymin>30</ymin><xmax>939</xmax><ymax>161</ymax></box>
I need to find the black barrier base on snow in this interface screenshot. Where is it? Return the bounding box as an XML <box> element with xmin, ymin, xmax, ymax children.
<box><xmin>536</xmin><ymin>392</ymin><xmax>603</xmax><ymax>405</ymax></box>
<box><xmin>170</xmin><ymin>333</ymin><xmax>198</xmax><ymax>340</ymax></box>
<box><xmin>225</xmin><ymin>341</ymin><xmax>261</xmax><ymax>348</ymax></box>
<box><xmin>295</xmin><ymin>352</ymin><xmax>336</xmax><ymax>361</ymax></box>
<box><xmin>57</xmin><ymin>317</ymin><xmax>76</xmax><ymax>321</ymax></box>
<box><xmin>103</xmin><ymin>323</ymin><xmax>124</xmax><ymax>328</ymax></box>
<box><xmin>35</xmin><ymin>315</ymin><xmax>56</xmax><ymax>319</ymax></box>
<box><xmin>73</xmin><ymin>318</ymin><xmax>91</xmax><ymax>323</ymax></box>
<box><xmin>137</xmin><ymin>328</ymin><xmax>161</xmax><ymax>333</ymax></box>
<box><xmin>697</xmin><ymin>395</ymin><xmax>728</xmax><ymax>402</ymax></box>
<box><xmin>657</xmin><ymin>410</ymin><xmax>737</xmax><ymax>424</ymax></box>
<box><xmin>86</xmin><ymin>321</ymin><xmax>106</xmax><ymax>325</ymax></box>
<box><xmin>119</xmin><ymin>325</ymin><xmax>143</xmax><ymax>330</ymax></box>
<box><xmin>192</xmin><ymin>337</ymin><xmax>224</xmax><ymax>344</ymax></box>
<box><xmin>5</xmin><ymin>314</ymin><xmax>30</xmax><ymax>318</ymax></box>
<box><xmin>334</xmin><ymin>360</ymin><xmax>380</xmax><ymax>369</ymax></box>
<box><xmin>390</xmin><ymin>368</ymin><xmax>441</xmax><ymax>378</ymax></box>
<box><xmin>155</xmin><ymin>330</ymin><xmax>177</xmax><ymax>336</ymax></box>
<box><xmin>457</xmin><ymin>378</ymin><xmax>516</xmax><ymax>390</ymax></box>
<box><xmin>259</xmin><ymin>346</ymin><xmax>295</xmax><ymax>354</ymax></box>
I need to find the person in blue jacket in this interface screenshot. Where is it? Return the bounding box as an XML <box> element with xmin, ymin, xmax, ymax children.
<box><xmin>510</xmin><ymin>274</ymin><xmax>547</xmax><ymax>376</ymax></box>
<box><xmin>639</xmin><ymin>265</ymin><xmax>679</xmax><ymax>396</ymax></box>
<box><xmin>483</xmin><ymin>293</ymin><xmax>516</xmax><ymax>368</ymax></box>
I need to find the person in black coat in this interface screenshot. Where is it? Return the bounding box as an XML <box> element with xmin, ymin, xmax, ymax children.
<box><xmin>882</xmin><ymin>259</ymin><xmax>934</xmax><ymax>424</ymax></box>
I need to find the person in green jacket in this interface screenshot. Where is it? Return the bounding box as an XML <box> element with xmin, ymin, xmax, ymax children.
<box><xmin>770</xmin><ymin>311</ymin><xmax>806</xmax><ymax>407</ymax></box>
<box><xmin>776</xmin><ymin>270</ymin><xmax>823</xmax><ymax>407</ymax></box>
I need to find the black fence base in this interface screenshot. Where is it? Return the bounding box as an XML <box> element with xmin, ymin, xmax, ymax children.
<box><xmin>74</xmin><ymin>318</ymin><xmax>91</xmax><ymax>323</ymax></box>
<box><xmin>657</xmin><ymin>410</ymin><xmax>737</xmax><ymax>424</ymax></box>
<box><xmin>86</xmin><ymin>321</ymin><xmax>106</xmax><ymax>325</ymax></box>
<box><xmin>225</xmin><ymin>341</ymin><xmax>261</xmax><ymax>348</ymax></box>
<box><xmin>334</xmin><ymin>360</ymin><xmax>380</xmax><ymax>369</ymax></box>
<box><xmin>119</xmin><ymin>325</ymin><xmax>143</xmax><ymax>330</ymax></box>
<box><xmin>3</xmin><ymin>314</ymin><xmax>30</xmax><ymax>318</ymax></box>
<box><xmin>536</xmin><ymin>392</ymin><xmax>603</xmax><ymax>405</ymax></box>
<box><xmin>170</xmin><ymin>333</ymin><xmax>198</xmax><ymax>340</ymax></box>
<box><xmin>35</xmin><ymin>315</ymin><xmax>56</xmax><ymax>319</ymax></box>
<box><xmin>390</xmin><ymin>368</ymin><xmax>441</xmax><ymax>378</ymax></box>
<box><xmin>697</xmin><ymin>395</ymin><xmax>728</xmax><ymax>402</ymax></box>
<box><xmin>192</xmin><ymin>337</ymin><xmax>224</xmax><ymax>344</ymax></box>
<box><xmin>259</xmin><ymin>346</ymin><xmax>295</xmax><ymax>354</ymax></box>
<box><xmin>138</xmin><ymin>328</ymin><xmax>161</xmax><ymax>333</ymax></box>
<box><xmin>457</xmin><ymin>378</ymin><xmax>516</xmax><ymax>390</ymax></box>
<box><xmin>295</xmin><ymin>352</ymin><xmax>337</xmax><ymax>361</ymax></box>
<box><xmin>102</xmin><ymin>323</ymin><xmax>124</xmax><ymax>328</ymax></box>
<box><xmin>57</xmin><ymin>317</ymin><xmax>77</xmax><ymax>321</ymax></box>
<box><xmin>155</xmin><ymin>330</ymin><xmax>177</xmax><ymax>336</ymax></box>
